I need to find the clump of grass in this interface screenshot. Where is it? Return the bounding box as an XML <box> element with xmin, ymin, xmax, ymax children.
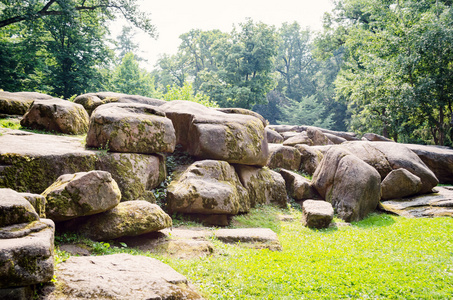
<box><xmin>0</xmin><ymin>118</ymin><xmax>21</xmax><ymax>130</ymax></box>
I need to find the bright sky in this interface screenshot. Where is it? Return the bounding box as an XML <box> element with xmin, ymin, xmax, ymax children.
<box><xmin>110</xmin><ymin>0</ymin><xmax>334</xmax><ymax>69</ymax></box>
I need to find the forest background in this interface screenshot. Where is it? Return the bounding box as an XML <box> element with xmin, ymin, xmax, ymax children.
<box><xmin>1</xmin><ymin>0</ymin><xmax>453</xmax><ymax>146</ymax></box>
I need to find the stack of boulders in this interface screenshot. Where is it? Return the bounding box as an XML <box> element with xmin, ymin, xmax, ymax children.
<box><xmin>0</xmin><ymin>188</ymin><xmax>55</xmax><ymax>299</ymax></box>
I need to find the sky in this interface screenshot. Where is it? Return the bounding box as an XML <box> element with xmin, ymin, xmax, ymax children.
<box><xmin>110</xmin><ymin>0</ymin><xmax>335</xmax><ymax>69</ymax></box>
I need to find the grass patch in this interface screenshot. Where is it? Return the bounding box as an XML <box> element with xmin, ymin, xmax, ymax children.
<box><xmin>0</xmin><ymin>118</ymin><xmax>21</xmax><ymax>130</ymax></box>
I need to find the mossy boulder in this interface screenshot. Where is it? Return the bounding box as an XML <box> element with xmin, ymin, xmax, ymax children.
<box><xmin>161</xmin><ymin>100</ymin><xmax>268</xmax><ymax>166</ymax></box>
<box><xmin>42</xmin><ymin>170</ymin><xmax>121</xmax><ymax>222</ymax></box>
<box><xmin>0</xmin><ymin>91</ymin><xmax>53</xmax><ymax>116</ymax></box>
<box><xmin>74</xmin><ymin>92</ymin><xmax>166</xmax><ymax>115</ymax></box>
<box><xmin>279</xmin><ymin>169</ymin><xmax>320</xmax><ymax>201</ymax></box>
<box><xmin>294</xmin><ymin>144</ymin><xmax>324</xmax><ymax>176</ymax></box>
<box><xmin>19</xmin><ymin>193</ymin><xmax>46</xmax><ymax>218</ymax></box>
<box><xmin>167</xmin><ymin>160</ymin><xmax>250</xmax><ymax>216</ymax></box>
<box><xmin>76</xmin><ymin>200</ymin><xmax>172</xmax><ymax>240</ymax></box>
<box><xmin>0</xmin><ymin>218</ymin><xmax>54</xmax><ymax>288</ymax></box>
<box><xmin>312</xmin><ymin>147</ymin><xmax>381</xmax><ymax>222</ymax></box>
<box><xmin>20</xmin><ymin>98</ymin><xmax>89</xmax><ymax>134</ymax></box>
<box><xmin>86</xmin><ymin>103</ymin><xmax>176</xmax><ymax>154</ymax></box>
<box><xmin>0</xmin><ymin>188</ymin><xmax>39</xmax><ymax>227</ymax></box>
<box><xmin>301</xmin><ymin>200</ymin><xmax>334</xmax><ymax>229</ymax></box>
<box><xmin>234</xmin><ymin>165</ymin><xmax>288</xmax><ymax>208</ymax></box>
<box><xmin>0</xmin><ymin>129</ymin><xmax>165</xmax><ymax>201</ymax></box>
<box><xmin>265</xmin><ymin>128</ymin><xmax>284</xmax><ymax>144</ymax></box>
<box><xmin>266</xmin><ymin>144</ymin><xmax>301</xmax><ymax>170</ymax></box>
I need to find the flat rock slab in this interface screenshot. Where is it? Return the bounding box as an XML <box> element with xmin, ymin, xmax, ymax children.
<box><xmin>45</xmin><ymin>253</ymin><xmax>203</xmax><ymax>300</ymax></box>
<box><xmin>380</xmin><ymin>186</ymin><xmax>453</xmax><ymax>218</ymax></box>
<box><xmin>214</xmin><ymin>228</ymin><xmax>281</xmax><ymax>251</ymax></box>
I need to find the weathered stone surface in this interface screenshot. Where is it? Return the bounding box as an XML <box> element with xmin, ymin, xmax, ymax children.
<box><xmin>0</xmin><ymin>91</ymin><xmax>53</xmax><ymax>115</ymax></box>
<box><xmin>381</xmin><ymin>168</ymin><xmax>422</xmax><ymax>200</ymax></box>
<box><xmin>324</xmin><ymin>132</ymin><xmax>347</xmax><ymax>144</ymax></box>
<box><xmin>312</xmin><ymin>147</ymin><xmax>381</xmax><ymax>222</ymax></box>
<box><xmin>42</xmin><ymin>170</ymin><xmax>121</xmax><ymax>222</ymax></box>
<box><xmin>0</xmin><ymin>219</ymin><xmax>54</xmax><ymax>288</ymax></box>
<box><xmin>301</xmin><ymin>200</ymin><xmax>334</xmax><ymax>229</ymax></box>
<box><xmin>0</xmin><ymin>129</ymin><xmax>165</xmax><ymax>201</ymax></box>
<box><xmin>281</xmin><ymin>131</ymin><xmax>299</xmax><ymax>140</ymax></box>
<box><xmin>380</xmin><ymin>186</ymin><xmax>453</xmax><ymax>218</ymax></box>
<box><xmin>267</xmin><ymin>144</ymin><xmax>301</xmax><ymax>170</ymax></box>
<box><xmin>406</xmin><ymin>143</ymin><xmax>453</xmax><ymax>184</ymax></box>
<box><xmin>74</xmin><ymin>92</ymin><xmax>166</xmax><ymax>115</ymax></box>
<box><xmin>20</xmin><ymin>99</ymin><xmax>89</xmax><ymax>134</ymax></box>
<box><xmin>161</xmin><ymin>100</ymin><xmax>268</xmax><ymax>166</ymax></box>
<box><xmin>283</xmin><ymin>132</ymin><xmax>313</xmax><ymax>146</ymax></box>
<box><xmin>267</xmin><ymin>124</ymin><xmax>358</xmax><ymax>141</ymax></box>
<box><xmin>266</xmin><ymin>127</ymin><xmax>284</xmax><ymax>143</ymax></box>
<box><xmin>235</xmin><ymin>165</ymin><xmax>288</xmax><ymax>208</ymax></box>
<box><xmin>369</xmin><ymin>142</ymin><xmax>438</xmax><ymax>193</ymax></box>
<box><xmin>342</xmin><ymin>142</ymin><xmax>393</xmax><ymax>179</ymax></box>
<box><xmin>362</xmin><ymin>133</ymin><xmax>394</xmax><ymax>142</ymax></box>
<box><xmin>86</xmin><ymin>103</ymin><xmax>176</xmax><ymax>154</ymax></box>
<box><xmin>279</xmin><ymin>169</ymin><xmax>320</xmax><ymax>201</ymax></box>
<box><xmin>167</xmin><ymin>160</ymin><xmax>249</xmax><ymax>215</ymax></box>
<box><xmin>216</xmin><ymin>107</ymin><xmax>267</xmax><ymax>127</ymax></box>
<box><xmin>46</xmin><ymin>254</ymin><xmax>203</xmax><ymax>299</ymax></box>
<box><xmin>306</xmin><ymin>127</ymin><xmax>334</xmax><ymax>146</ymax></box>
<box><xmin>19</xmin><ymin>192</ymin><xmax>46</xmax><ymax>218</ymax></box>
<box><xmin>0</xmin><ymin>286</ymin><xmax>34</xmax><ymax>300</ymax></box>
<box><xmin>294</xmin><ymin>144</ymin><xmax>324</xmax><ymax>176</ymax></box>
<box><xmin>214</xmin><ymin>228</ymin><xmax>281</xmax><ymax>251</ymax></box>
<box><xmin>0</xmin><ymin>188</ymin><xmax>39</xmax><ymax>227</ymax></box>
<box><xmin>77</xmin><ymin>201</ymin><xmax>172</xmax><ymax>240</ymax></box>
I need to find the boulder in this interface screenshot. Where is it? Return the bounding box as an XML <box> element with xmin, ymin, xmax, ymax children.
<box><xmin>342</xmin><ymin>142</ymin><xmax>393</xmax><ymax>179</ymax></box>
<box><xmin>234</xmin><ymin>165</ymin><xmax>288</xmax><ymax>208</ymax></box>
<box><xmin>20</xmin><ymin>99</ymin><xmax>89</xmax><ymax>134</ymax></box>
<box><xmin>306</xmin><ymin>127</ymin><xmax>334</xmax><ymax>146</ymax></box>
<box><xmin>324</xmin><ymin>132</ymin><xmax>347</xmax><ymax>144</ymax></box>
<box><xmin>294</xmin><ymin>144</ymin><xmax>324</xmax><ymax>176</ymax></box>
<box><xmin>0</xmin><ymin>91</ymin><xmax>53</xmax><ymax>116</ymax></box>
<box><xmin>266</xmin><ymin>127</ymin><xmax>284</xmax><ymax>143</ymax></box>
<box><xmin>267</xmin><ymin>124</ymin><xmax>358</xmax><ymax>141</ymax></box>
<box><xmin>405</xmin><ymin>143</ymin><xmax>453</xmax><ymax>184</ymax></box>
<box><xmin>380</xmin><ymin>186</ymin><xmax>453</xmax><ymax>218</ymax></box>
<box><xmin>0</xmin><ymin>129</ymin><xmax>165</xmax><ymax>201</ymax></box>
<box><xmin>19</xmin><ymin>193</ymin><xmax>46</xmax><ymax>218</ymax></box>
<box><xmin>301</xmin><ymin>200</ymin><xmax>334</xmax><ymax>229</ymax></box>
<box><xmin>267</xmin><ymin>144</ymin><xmax>301</xmax><ymax>170</ymax></box>
<box><xmin>167</xmin><ymin>160</ymin><xmax>249</xmax><ymax>216</ymax></box>
<box><xmin>0</xmin><ymin>219</ymin><xmax>54</xmax><ymax>288</ymax></box>
<box><xmin>369</xmin><ymin>142</ymin><xmax>438</xmax><ymax>193</ymax></box>
<box><xmin>45</xmin><ymin>254</ymin><xmax>203</xmax><ymax>299</ymax></box>
<box><xmin>74</xmin><ymin>92</ymin><xmax>166</xmax><ymax>115</ymax></box>
<box><xmin>283</xmin><ymin>132</ymin><xmax>313</xmax><ymax>146</ymax></box>
<box><xmin>381</xmin><ymin>168</ymin><xmax>422</xmax><ymax>200</ymax></box>
<box><xmin>216</xmin><ymin>107</ymin><xmax>267</xmax><ymax>127</ymax></box>
<box><xmin>281</xmin><ymin>131</ymin><xmax>299</xmax><ymax>140</ymax></box>
<box><xmin>0</xmin><ymin>188</ymin><xmax>39</xmax><ymax>227</ymax></box>
<box><xmin>312</xmin><ymin>147</ymin><xmax>381</xmax><ymax>222</ymax></box>
<box><xmin>42</xmin><ymin>170</ymin><xmax>121</xmax><ymax>222</ymax></box>
<box><xmin>86</xmin><ymin>103</ymin><xmax>176</xmax><ymax>154</ymax></box>
<box><xmin>161</xmin><ymin>100</ymin><xmax>268</xmax><ymax>166</ymax></box>
<box><xmin>76</xmin><ymin>201</ymin><xmax>172</xmax><ymax>240</ymax></box>
<box><xmin>279</xmin><ymin>169</ymin><xmax>320</xmax><ymax>201</ymax></box>
<box><xmin>362</xmin><ymin>133</ymin><xmax>394</xmax><ymax>142</ymax></box>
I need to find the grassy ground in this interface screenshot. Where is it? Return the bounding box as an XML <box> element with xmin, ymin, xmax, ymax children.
<box><xmin>55</xmin><ymin>206</ymin><xmax>453</xmax><ymax>299</ymax></box>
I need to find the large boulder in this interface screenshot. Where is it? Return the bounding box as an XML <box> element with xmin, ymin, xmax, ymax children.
<box><xmin>45</xmin><ymin>254</ymin><xmax>203</xmax><ymax>299</ymax></box>
<box><xmin>267</xmin><ymin>144</ymin><xmax>301</xmax><ymax>170</ymax></box>
<box><xmin>279</xmin><ymin>169</ymin><xmax>320</xmax><ymax>201</ymax></box>
<box><xmin>216</xmin><ymin>107</ymin><xmax>267</xmax><ymax>127</ymax></box>
<box><xmin>0</xmin><ymin>129</ymin><xmax>165</xmax><ymax>201</ymax></box>
<box><xmin>0</xmin><ymin>91</ymin><xmax>53</xmax><ymax>116</ymax></box>
<box><xmin>86</xmin><ymin>103</ymin><xmax>176</xmax><ymax>154</ymax></box>
<box><xmin>0</xmin><ymin>188</ymin><xmax>39</xmax><ymax>227</ymax></box>
<box><xmin>342</xmin><ymin>142</ymin><xmax>393</xmax><ymax>179</ymax></box>
<box><xmin>405</xmin><ymin>143</ymin><xmax>453</xmax><ymax>184</ymax></box>
<box><xmin>167</xmin><ymin>160</ymin><xmax>249</xmax><ymax>216</ymax></box>
<box><xmin>161</xmin><ymin>100</ymin><xmax>268</xmax><ymax>166</ymax></box>
<box><xmin>20</xmin><ymin>99</ymin><xmax>89</xmax><ymax>134</ymax></box>
<box><xmin>301</xmin><ymin>200</ymin><xmax>334</xmax><ymax>229</ymax></box>
<box><xmin>234</xmin><ymin>165</ymin><xmax>288</xmax><ymax>208</ymax></box>
<box><xmin>74</xmin><ymin>92</ymin><xmax>166</xmax><ymax>115</ymax></box>
<box><xmin>0</xmin><ymin>219</ymin><xmax>55</xmax><ymax>289</ymax></box>
<box><xmin>381</xmin><ymin>168</ymin><xmax>422</xmax><ymax>200</ymax></box>
<box><xmin>294</xmin><ymin>144</ymin><xmax>324</xmax><ymax>176</ymax></box>
<box><xmin>76</xmin><ymin>201</ymin><xmax>172</xmax><ymax>240</ymax></box>
<box><xmin>312</xmin><ymin>147</ymin><xmax>381</xmax><ymax>222</ymax></box>
<box><xmin>42</xmin><ymin>170</ymin><xmax>121</xmax><ymax>222</ymax></box>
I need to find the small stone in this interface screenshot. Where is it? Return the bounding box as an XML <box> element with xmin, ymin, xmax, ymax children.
<box><xmin>301</xmin><ymin>200</ymin><xmax>334</xmax><ymax>229</ymax></box>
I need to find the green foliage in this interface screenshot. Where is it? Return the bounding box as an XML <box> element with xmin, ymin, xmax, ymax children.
<box><xmin>162</xmin><ymin>82</ymin><xmax>218</xmax><ymax>108</ymax></box>
<box><xmin>0</xmin><ymin>118</ymin><xmax>21</xmax><ymax>130</ymax></box>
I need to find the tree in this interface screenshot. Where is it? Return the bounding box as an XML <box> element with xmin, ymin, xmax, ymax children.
<box><xmin>116</xmin><ymin>25</ymin><xmax>141</xmax><ymax>62</ymax></box>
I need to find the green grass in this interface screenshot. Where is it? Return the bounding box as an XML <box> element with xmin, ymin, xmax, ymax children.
<box><xmin>52</xmin><ymin>207</ymin><xmax>453</xmax><ymax>299</ymax></box>
<box><xmin>0</xmin><ymin>118</ymin><xmax>21</xmax><ymax>130</ymax></box>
